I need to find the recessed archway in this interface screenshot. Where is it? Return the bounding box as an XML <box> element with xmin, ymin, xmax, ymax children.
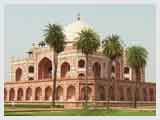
<box><xmin>98</xmin><ymin>86</ymin><xmax>106</xmax><ymax>101</ymax></box>
<box><xmin>119</xmin><ymin>86</ymin><xmax>124</xmax><ymax>101</ymax></box>
<box><xmin>4</xmin><ymin>88</ymin><xmax>7</xmax><ymax>101</ymax></box>
<box><xmin>149</xmin><ymin>88</ymin><xmax>154</xmax><ymax>101</ymax></box>
<box><xmin>93</xmin><ymin>62</ymin><xmax>101</xmax><ymax>79</ymax></box>
<box><xmin>143</xmin><ymin>88</ymin><xmax>147</xmax><ymax>101</ymax></box>
<box><xmin>56</xmin><ymin>86</ymin><xmax>63</xmax><ymax>101</ymax></box>
<box><xmin>81</xmin><ymin>87</ymin><xmax>92</xmax><ymax>100</ymax></box>
<box><xmin>38</xmin><ymin>57</ymin><xmax>52</xmax><ymax>80</ymax></box>
<box><xmin>45</xmin><ymin>86</ymin><xmax>52</xmax><ymax>100</ymax></box>
<box><xmin>26</xmin><ymin>87</ymin><xmax>32</xmax><ymax>100</ymax></box>
<box><xmin>126</xmin><ymin>87</ymin><xmax>132</xmax><ymax>101</ymax></box>
<box><xmin>78</xmin><ymin>73</ymin><xmax>85</xmax><ymax>79</ymax></box>
<box><xmin>61</xmin><ymin>62</ymin><xmax>70</xmax><ymax>79</ymax></box>
<box><xmin>67</xmin><ymin>85</ymin><xmax>75</xmax><ymax>101</ymax></box>
<box><xmin>9</xmin><ymin>88</ymin><xmax>15</xmax><ymax>101</ymax></box>
<box><xmin>15</xmin><ymin>68</ymin><xmax>22</xmax><ymax>81</ymax></box>
<box><xmin>35</xmin><ymin>87</ymin><xmax>42</xmax><ymax>100</ymax></box>
<box><xmin>17</xmin><ymin>88</ymin><xmax>23</xmax><ymax>101</ymax></box>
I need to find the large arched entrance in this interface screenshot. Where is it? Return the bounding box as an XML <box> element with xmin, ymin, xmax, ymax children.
<box><xmin>61</xmin><ymin>62</ymin><xmax>70</xmax><ymax>79</ymax></box>
<box><xmin>35</xmin><ymin>87</ymin><xmax>42</xmax><ymax>100</ymax></box>
<box><xmin>93</xmin><ymin>62</ymin><xmax>101</xmax><ymax>79</ymax></box>
<box><xmin>81</xmin><ymin>87</ymin><xmax>92</xmax><ymax>100</ymax></box>
<box><xmin>17</xmin><ymin>88</ymin><xmax>23</xmax><ymax>101</ymax></box>
<box><xmin>26</xmin><ymin>87</ymin><xmax>32</xmax><ymax>100</ymax></box>
<box><xmin>67</xmin><ymin>86</ymin><xmax>76</xmax><ymax>101</ymax></box>
<box><xmin>56</xmin><ymin>86</ymin><xmax>63</xmax><ymax>101</ymax></box>
<box><xmin>45</xmin><ymin>86</ymin><xmax>52</xmax><ymax>100</ymax></box>
<box><xmin>9</xmin><ymin>88</ymin><xmax>15</xmax><ymax>101</ymax></box>
<box><xmin>16</xmin><ymin>68</ymin><xmax>22</xmax><ymax>81</ymax></box>
<box><xmin>38</xmin><ymin>57</ymin><xmax>52</xmax><ymax>80</ymax></box>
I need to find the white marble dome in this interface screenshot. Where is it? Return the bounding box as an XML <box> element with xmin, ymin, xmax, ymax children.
<box><xmin>64</xmin><ymin>19</ymin><xmax>93</xmax><ymax>42</ymax></box>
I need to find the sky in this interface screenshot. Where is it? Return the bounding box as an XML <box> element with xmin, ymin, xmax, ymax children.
<box><xmin>5</xmin><ymin>4</ymin><xmax>155</xmax><ymax>82</ymax></box>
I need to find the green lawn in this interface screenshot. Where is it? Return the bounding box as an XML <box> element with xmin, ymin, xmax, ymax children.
<box><xmin>5</xmin><ymin>109</ymin><xmax>155</xmax><ymax>116</ymax></box>
<box><xmin>4</xmin><ymin>103</ymin><xmax>155</xmax><ymax>116</ymax></box>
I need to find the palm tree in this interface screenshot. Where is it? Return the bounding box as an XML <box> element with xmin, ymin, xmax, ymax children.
<box><xmin>75</xmin><ymin>28</ymin><xmax>100</xmax><ymax>109</ymax></box>
<box><xmin>102</xmin><ymin>34</ymin><xmax>123</xmax><ymax>110</ymax></box>
<box><xmin>126</xmin><ymin>46</ymin><xmax>148</xmax><ymax>108</ymax></box>
<box><xmin>44</xmin><ymin>23</ymin><xmax>65</xmax><ymax>107</ymax></box>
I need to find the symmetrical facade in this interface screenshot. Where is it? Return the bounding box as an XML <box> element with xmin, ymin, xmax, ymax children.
<box><xmin>4</xmin><ymin>16</ymin><xmax>155</xmax><ymax>107</ymax></box>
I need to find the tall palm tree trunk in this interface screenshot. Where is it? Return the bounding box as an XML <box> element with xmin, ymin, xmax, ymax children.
<box><xmin>107</xmin><ymin>60</ymin><xmax>112</xmax><ymax>110</ymax></box>
<box><xmin>133</xmin><ymin>68</ymin><xmax>138</xmax><ymax>108</ymax></box>
<box><xmin>52</xmin><ymin>52</ymin><xmax>58</xmax><ymax>107</ymax></box>
<box><xmin>84</xmin><ymin>54</ymin><xmax>89</xmax><ymax>109</ymax></box>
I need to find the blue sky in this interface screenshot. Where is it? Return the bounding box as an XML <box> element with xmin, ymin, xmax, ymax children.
<box><xmin>5</xmin><ymin>4</ymin><xmax>155</xmax><ymax>82</ymax></box>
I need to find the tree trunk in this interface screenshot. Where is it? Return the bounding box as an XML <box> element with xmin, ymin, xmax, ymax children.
<box><xmin>133</xmin><ymin>68</ymin><xmax>139</xmax><ymax>108</ymax></box>
<box><xmin>107</xmin><ymin>60</ymin><xmax>112</xmax><ymax>110</ymax></box>
<box><xmin>52</xmin><ymin>52</ymin><xmax>58</xmax><ymax>107</ymax></box>
<box><xmin>84</xmin><ymin>54</ymin><xmax>89</xmax><ymax>109</ymax></box>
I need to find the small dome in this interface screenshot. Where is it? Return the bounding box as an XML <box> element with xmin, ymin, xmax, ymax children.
<box><xmin>64</xmin><ymin>19</ymin><xmax>93</xmax><ymax>42</ymax></box>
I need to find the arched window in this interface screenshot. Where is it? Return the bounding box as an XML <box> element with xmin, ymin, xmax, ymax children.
<box><xmin>78</xmin><ymin>73</ymin><xmax>85</xmax><ymax>79</ymax></box>
<box><xmin>15</xmin><ymin>68</ymin><xmax>22</xmax><ymax>81</ymax></box>
<box><xmin>78</xmin><ymin>59</ymin><xmax>85</xmax><ymax>68</ymax></box>
<box><xmin>38</xmin><ymin>57</ymin><xmax>52</xmax><ymax>80</ymax></box>
<box><xmin>28</xmin><ymin>66</ymin><xmax>34</xmax><ymax>73</ymax></box>
<box><xmin>17</xmin><ymin>88</ymin><xmax>23</xmax><ymax>101</ymax></box>
<box><xmin>93</xmin><ymin>62</ymin><xmax>101</xmax><ymax>79</ymax></box>
<box><xmin>28</xmin><ymin>77</ymin><xmax>34</xmax><ymax>80</ymax></box>
<box><xmin>124</xmin><ymin>67</ymin><xmax>129</xmax><ymax>74</ymax></box>
<box><xmin>61</xmin><ymin>62</ymin><xmax>70</xmax><ymax>79</ymax></box>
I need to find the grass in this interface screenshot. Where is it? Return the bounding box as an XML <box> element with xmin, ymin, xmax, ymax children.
<box><xmin>4</xmin><ymin>103</ymin><xmax>156</xmax><ymax>116</ymax></box>
<box><xmin>4</xmin><ymin>109</ymin><xmax>155</xmax><ymax>116</ymax></box>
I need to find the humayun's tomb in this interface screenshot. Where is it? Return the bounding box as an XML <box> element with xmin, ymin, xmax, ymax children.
<box><xmin>4</xmin><ymin>16</ymin><xmax>156</xmax><ymax>108</ymax></box>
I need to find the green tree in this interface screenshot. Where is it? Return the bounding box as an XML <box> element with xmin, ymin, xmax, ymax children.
<box><xmin>75</xmin><ymin>28</ymin><xmax>100</xmax><ymax>109</ymax></box>
<box><xmin>102</xmin><ymin>34</ymin><xmax>123</xmax><ymax>110</ymax></box>
<box><xmin>126</xmin><ymin>46</ymin><xmax>148</xmax><ymax>108</ymax></box>
<box><xmin>44</xmin><ymin>24</ymin><xmax>65</xmax><ymax>107</ymax></box>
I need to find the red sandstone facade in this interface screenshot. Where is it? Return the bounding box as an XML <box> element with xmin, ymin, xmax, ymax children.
<box><xmin>4</xmin><ymin>17</ymin><xmax>156</xmax><ymax>107</ymax></box>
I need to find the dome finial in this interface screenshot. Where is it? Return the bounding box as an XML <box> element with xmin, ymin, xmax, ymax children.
<box><xmin>77</xmin><ymin>13</ymin><xmax>80</xmax><ymax>21</ymax></box>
